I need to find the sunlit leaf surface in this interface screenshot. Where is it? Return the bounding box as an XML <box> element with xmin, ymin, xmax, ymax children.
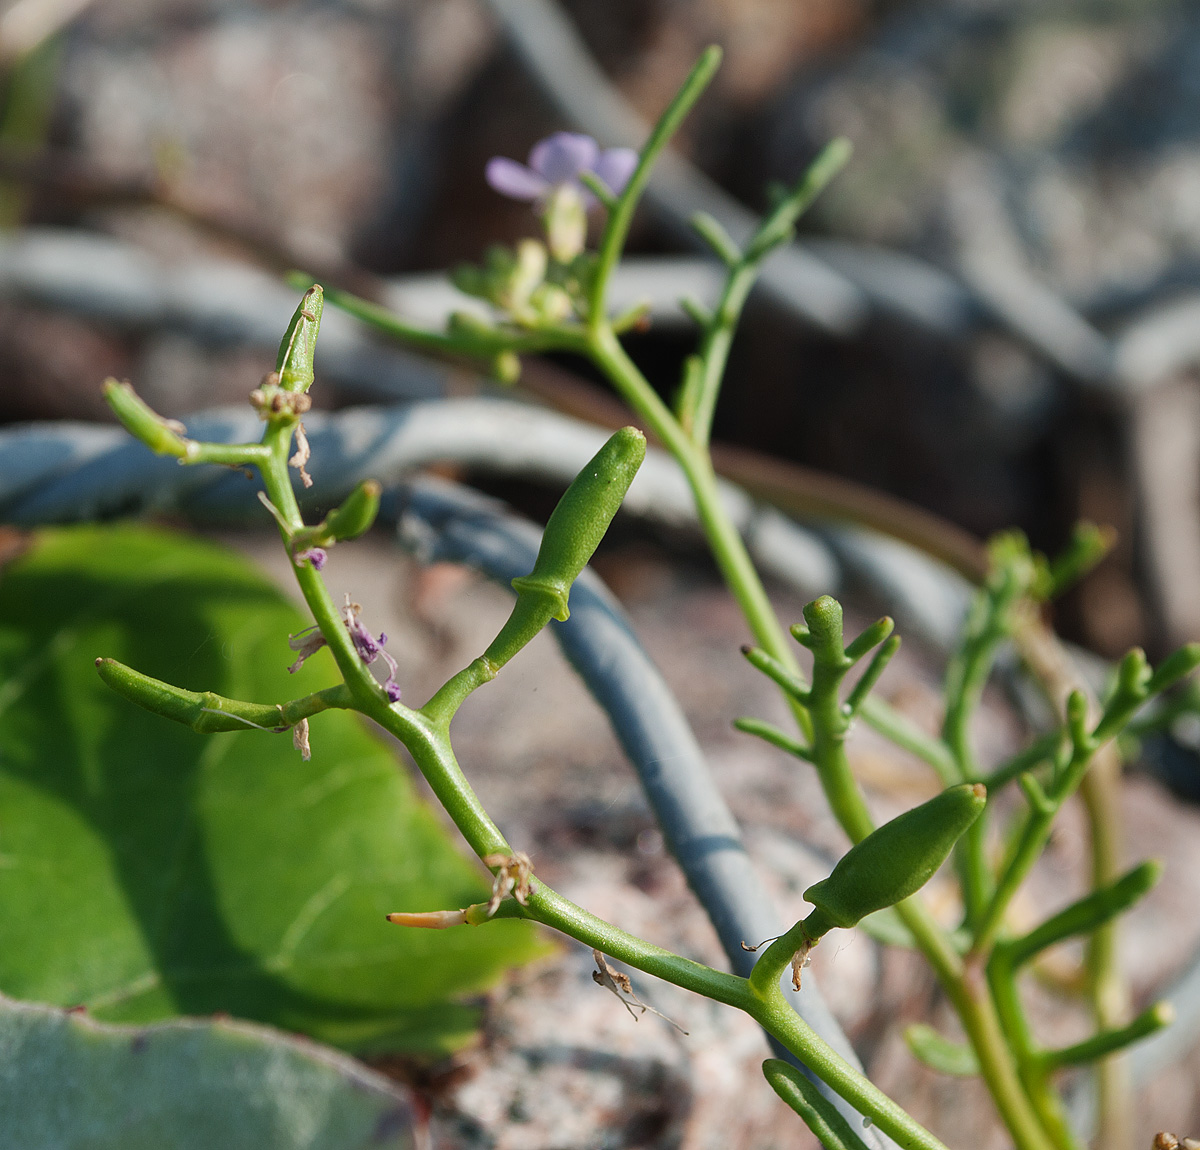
<box><xmin>0</xmin><ymin>525</ymin><xmax>545</xmax><ymax>1055</ymax></box>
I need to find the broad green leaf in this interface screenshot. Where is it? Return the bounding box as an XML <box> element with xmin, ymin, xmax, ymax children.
<box><xmin>0</xmin><ymin>992</ymin><xmax>415</xmax><ymax>1149</ymax></box>
<box><xmin>0</xmin><ymin>524</ymin><xmax>546</xmax><ymax>1056</ymax></box>
<box><xmin>903</xmin><ymin>1023</ymin><xmax>980</xmax><ymax>1077</ymax></box>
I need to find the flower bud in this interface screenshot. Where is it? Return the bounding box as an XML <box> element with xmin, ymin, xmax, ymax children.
<box><xmin>491</xmin><ymin>351</ymin><xmax>522</xmax><ymax>385</ymax></box>
<box><xmin>276</xmin><ymin>285</ymin><xmax>323</xmax><ymax>393</ymax></box>
<box><xmin>499</xmin><ymin>239</ymin><xmax>548</xmax><ymax>314</ymax></box>
<box><xmin>324</xmin><ymin>480</ymin><xmax>382</xmax><ymax>542</ymax></box>
<box><xmin>801</xmin><ymin>783</ymin><xmax>987</xmax><ymax>934</ymax></box>
<box><xmin>542</xmin><ymin>184</ymin><xmax>588</xmax><ymax>263</ymax></box>
<box><xmin>509</xmin><ymin>427</ymin><xmax>646</xmax><ymax>622</ymax></box>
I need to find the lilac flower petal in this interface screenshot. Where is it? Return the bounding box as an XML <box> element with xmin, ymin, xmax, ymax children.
<box><xmin>593</xmin><ymin>148</ymin><xmax>639</xmax><ymax>197</ymax></box>
<box><xmin>529</xmin><ymin>132</ymin><xmax>599</xmax><ymax>185</ymax></box>
<box><xmin>378</xmin><ymin>649</ymin><xmax>402</xmax><ymax>702</ymax></box>
<box><xmin>294</xmin><ymin>547</ymin><xmax>327</xmax><ymax>570</ymax></box>
<box><xmin>485</xmin><ymin>157</ymin><xmax>548</xmax><ymax>201</ymax></box>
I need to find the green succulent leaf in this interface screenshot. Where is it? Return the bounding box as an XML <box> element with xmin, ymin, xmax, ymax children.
<box><xmin>0</xmin><ymin>992</ymin><xmax>416</xmax><ymax>1150</ymax></box>
<box><xmin>0</xmin><ymin>525</ymin><xmax>546</xmax><ymax>1056</ymax></box>
<box><xmin>904</xmin><ymin>1023</ymin><xmax>981</xmax><ymax>1077</ymax></box>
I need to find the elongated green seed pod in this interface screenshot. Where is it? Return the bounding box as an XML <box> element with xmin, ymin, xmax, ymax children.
<box><xmin>510</xmin><ymin>427</ymin><xmax>646</xmax><ymax>621</ymax></box>
<box><xmin>102</xmin><ymin>381</ymin><xmax>189</xmax><ymax>457</ymax></box>
<box><xmin>802</xmin><ymin>783</ymin><xmax>986</xmax><ymax>935</ymax></box>
<box><xmin>276</xmin><ymin>285</ymin><xmax>324</xmax><ymax>392</ymax></box>
<box><xmin>324</xmin><ymin>480</ymin><xmax>382</xmax><ymax>542</ymax></box>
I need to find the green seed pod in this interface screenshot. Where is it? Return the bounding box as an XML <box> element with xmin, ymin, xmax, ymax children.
<box><xmin>802</xmin><ymin>783</ymin><xmax>986</xmax><ymax>935</ymax></box>
<box><xmin>510</xmin><ymin>427</ymin><xmax>646</xmax><ymax>621</ymax></box>
<box><xmin>102</xmin><ymin>381</ymin><xmax>188</xmax><ymax>457</ymax></box>
<box><xmin>323</xmin><ymin>480</ymin><xmax>382</xmax><ymax>542</ymax></box>
<box><xmin>97</xmin><ymin>657</ymin><xmax>347</xmax><ymax>733</ymax></box>
<box><xmin>276</xmin><ymin>285</ymin><xmax>324</xmax><ymax>393</ymax></box>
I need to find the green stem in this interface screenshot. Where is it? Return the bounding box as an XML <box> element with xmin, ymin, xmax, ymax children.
<box><xmin>1035</xmin><ymin>1003</ymin><xmax>1172</xmax><ymax>1071</ymax></box>
<box><xmin>587</xmin><ymin>326</ymin><xmax>814</xmax><ymax>741</ymax></box>
<box><xmin>1079</xmin><ymin>753</ymin><xmax>1133</xmax><ymax>1150</ymax></box>
<box><xmin>257</xmin><ymin>421</ymin><xmax>410</xmax><ymax>716</ymax></box>
<box><xmin>858</xmin><ymin>697</ymin><xmax>959</xmax><ymax>785</ymax></box>
<box><xmin>688</xmin><ymin>260</ymin><xmax>757</xmax><ymax>445</ymax></box>
<box><xmin>590</xmin><ymin>307</ymin><xmax>1054</xmax><ymax>1150</ymax></box>
<box><xmin>587</xmin><ymin>46</ymin><xmax>723</xmax><ymax>324</ymax></box>
<box><xmin>989</xmin><ymin>956</ymin><xmax>1083</xmax><ymax>1150</ymax></box>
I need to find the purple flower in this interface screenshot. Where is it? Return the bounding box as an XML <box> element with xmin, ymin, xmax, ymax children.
<box><xmin>342</xmin><ymin>597</ymin><xmax>401</xmax><ymax>703</ymax></box>
<box><xmin>486</xmin><ymin>132</ymin><xmax>637</xmax><ymax>203</ymax></box>
<box><xmin>294</xmin><ymin>547</ymin><xmax>327</xmax><ymax>571</ymax></box>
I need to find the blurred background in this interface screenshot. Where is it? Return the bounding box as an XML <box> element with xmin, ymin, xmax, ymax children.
<box><xmin>4</xmin><ymin>0</ymin><xmax>1200</xmax><ymax>1146</ymax></box>
<box><xmin>6</xmin><ymin>0</ymin><xmax>1200</xmax><ymax>658</ymax></box>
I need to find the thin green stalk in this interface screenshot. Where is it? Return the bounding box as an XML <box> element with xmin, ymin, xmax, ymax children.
<box><xmin>1078</xmin><ymin>754</ymin><xmax>1133</xmax><ymax>1150</ymax></box>
<box><xmin>985</xmin><ymin>730</ymin><xmax>1061</xmax><ymax>793</ymax></box>
<box><xmin>687</xmin><ymin>138</ymin><xmax>852</xmax><ymax>447</ymax></box>
<box><xmin>587</xmin><ymin>46</ymin><xmax>723</xmax><ymax>324</ymax></box>
<box><xmin>989</xmin><ymin>957</ymin><xmax>1083</xmax><ymax>1150</ymax></box>
<box><xmin>587</xmin><ymin>326</ymin><xmax>814</xmax><ymax>743</ymax></box>
<box><xmin>858</xmin><ymin>697</ymin><xmax>959</xmax><ymax>785</ymax></box>
<box><xmin>753</xmin><ymin>987</ymin><xmax>952</xmax><ymax>1150</ymax></box>
<box><xmin>1035</xmin><ymin>1003</ymin><xmax>1172</xmax><ymax>1072</ymax></box>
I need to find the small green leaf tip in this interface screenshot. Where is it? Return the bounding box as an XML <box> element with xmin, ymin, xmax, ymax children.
<box><xmin>904</xmin><ymin>1024</ymin><xmax>981</xmax><ymax>1077</ymax></box>
<box><xmin>511</xmin><ymin>427</ymin><xmax>646</xmax><ymax>621</ymax></box>
<box><xmin>102</xmin><ymin>380</ymin><xmax>190</xmax><ymax>458</ymax></box>
<box><xmin>276</xmin><ymin>284</ymin><xmax>324</xmax><ymax>393</ymax></box>
<box><xmin>761</xmin><ymin>1060</ymin><xmax>873</xmax><ymax>1150</ymax></box>
<box><xmin>802</xmin><ymin>783</ymin><xmax>986</xmax><ymax>935</ymax></box>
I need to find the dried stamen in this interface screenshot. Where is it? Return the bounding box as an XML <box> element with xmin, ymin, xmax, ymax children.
<box><xmin>482</xmin><ymin>851</ymin><xmax>533</xmax><ymax>915</ymax></box>
<box><xmin>591</xmin><ymin>951</ymin><xmax>687</xmax><ymax>1033</ymax></box>
<box><xmin>289</xmin><ymin>422</ymin><xmax>313</xmax><ymax>488</ymax></box>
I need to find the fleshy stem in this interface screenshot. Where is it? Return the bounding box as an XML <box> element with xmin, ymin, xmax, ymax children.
<box><xmin>314</xmin><ymin>50</ymin><xmax>1079</xmax><ymax>1150</ymax></box>
<box><xmin>247</xmin><ymin>322</ymin><xmax>952</xmax><ymax>1150</ymax></box>
<box><xmin>1011</xmin><ymin>618</ymin><xmax>1135</xmax><ymax>1150</ymax></box>
<box><xmin>576</xmin><ymin>102</ymin><xmax>1057</xmax><ymax>1149</ymax></box>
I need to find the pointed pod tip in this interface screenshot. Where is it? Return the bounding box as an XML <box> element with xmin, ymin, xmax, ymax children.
<box><xmin>970</xmin><ymin>783</ymin><xmax>987</xmax><ymax>802</ymax></box>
